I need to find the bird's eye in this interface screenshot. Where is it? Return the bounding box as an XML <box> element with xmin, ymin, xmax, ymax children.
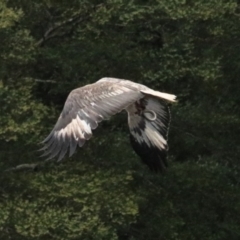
<box><xmin>143</xmin><ymin>110</ymin><xmax>157</xmax><ymax>121</ymax></box>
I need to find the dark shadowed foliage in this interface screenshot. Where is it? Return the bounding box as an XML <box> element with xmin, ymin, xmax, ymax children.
<box><xmin>1</xmin><ymin>0</ymin><xmax>240</xmax><ymax>239</ymax></box>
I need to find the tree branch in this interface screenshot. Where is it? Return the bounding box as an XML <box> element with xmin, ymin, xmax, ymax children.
<box><xmin>36</xmin><ymin>14</ymin><xmax>89</xmax><ymax>47</ymax></box>
<box><xmin>34</xmin><ymin>79</ymin><xmax>57</xmax><ymax>83</ymax></box>
<box><xmin>4</xmin><ymin>163</ymin><xmax>42</xmax><ymax>172</ymax></box>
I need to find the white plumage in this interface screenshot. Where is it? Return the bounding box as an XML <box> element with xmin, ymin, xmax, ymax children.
<box><xmin>41</xmin><ymin>77</ymin><xmax>176</xmax><ymax>172</ymax></box>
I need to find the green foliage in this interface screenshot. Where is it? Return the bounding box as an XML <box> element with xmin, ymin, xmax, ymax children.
<box><xmin>0</xmin><ymin>163</ymin><xmax>138</xmax><ymax>239</ymax></box>
<box><xmin>0</xmin><ymin>0</ymin><xmax>50</xmax><ymax>142</ymax></box>
<box><xmin>1</xmin><ymin>0</ymin><xmax>240</xmax><ymax>239</ymax></box>
<box><xmin>0</xmin><ymin>79</ymin><xmax>49</xmax><ymax>142</ymax></box>
<box><xmin>132</xmin><ymin>161</ymin><xmax>240</xmax><ymax>240</ymax></box>
<box><xmin>0</xmin><ymin>1</ymin><xmax>23</xmax><ymax>28</ymax></box>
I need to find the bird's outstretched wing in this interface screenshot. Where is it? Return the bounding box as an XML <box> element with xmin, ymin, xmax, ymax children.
<box><xmin>126</xmin><ymin>96</ymin><xmax>171</xmax><ymax>172</ymax></box>
<box><xmin>41</xmin><ymin>79</ymin><xmax>143</xmax><ymax>161</ymax></box>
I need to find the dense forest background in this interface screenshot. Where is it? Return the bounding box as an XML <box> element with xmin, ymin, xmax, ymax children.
<box><xmin>1</xmin><ymin>0</ymin><xmax>240</xmax><ymax>239</ymax></box>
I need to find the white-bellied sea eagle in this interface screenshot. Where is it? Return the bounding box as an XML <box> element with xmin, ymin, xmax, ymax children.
<box><xmin>41</xmin><ymin>77</ymin><xmax>176</xmax><ymax>172</ymax></box>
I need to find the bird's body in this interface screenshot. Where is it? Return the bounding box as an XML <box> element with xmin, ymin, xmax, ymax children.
<box><xmin>41</xmin><ymin>77</ymin><xmax>176</xmax><ymax>172</ymax></box>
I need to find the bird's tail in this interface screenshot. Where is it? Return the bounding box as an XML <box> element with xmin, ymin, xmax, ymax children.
<box><xmin>140</xmin><ymin>89</ymin><xmax>177</xmax><ymax>102</ymax></box>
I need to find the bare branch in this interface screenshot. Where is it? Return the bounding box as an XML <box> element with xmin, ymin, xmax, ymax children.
<box><xmin>4</xmin><ymin>163</ymin><xmax>41</xmax><ymax>172</ymax></box>
<box><xmin>34</xmin><ymin>79</ymin><xmax>57</xmax><ymax>83</ymax></box>
<box><xmin>36</xmin><ymin>14</ymin><xmax>89</xmax><ymax>47</ymax></box>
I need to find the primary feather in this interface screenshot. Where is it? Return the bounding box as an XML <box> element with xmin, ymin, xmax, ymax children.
<box><xmin>41</xmin><ymin>77</ymin><xmax>176</xmax><ymax>172</ymax></box>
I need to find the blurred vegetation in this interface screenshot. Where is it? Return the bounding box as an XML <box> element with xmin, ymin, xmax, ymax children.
<box><xmin>1</xmin><ymin>0</ymin><xmax>240</xmax><ymax>239</ymax></box>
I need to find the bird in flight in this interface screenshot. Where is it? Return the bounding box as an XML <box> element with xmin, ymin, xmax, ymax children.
<box><xmin>41</xmin><ymin>78</ymin><xmax>176</xmax><ymax>172</ymax></box>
